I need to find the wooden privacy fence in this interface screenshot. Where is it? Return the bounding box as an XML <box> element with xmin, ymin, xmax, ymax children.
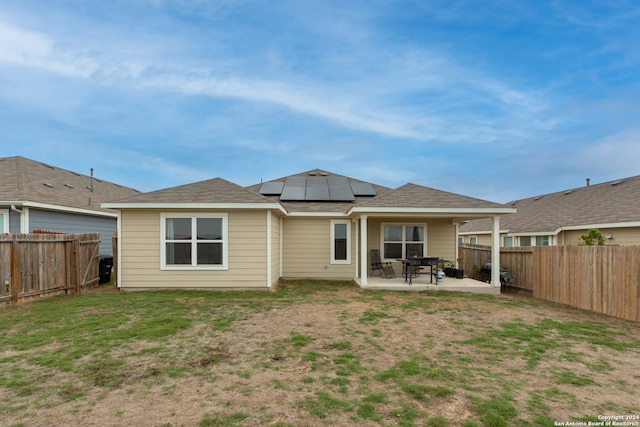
<box><xmin>459</xmin><ymin>244</ymin><xmax>534</xmax><ymax>291</ymax></box>
<box><xmin>459</xmin><ymin>244</ymin><xmax>640</xmax><ymax>322</ymax></box>
<box><xmin>534</xmin><ymin>245</ymin><xmax>640</xmax><ymax>322</ymax></box>
<box><xmin>0</xmin><ymin>232</ymin><xmax>101</xmax><ymax>305</ymax></box>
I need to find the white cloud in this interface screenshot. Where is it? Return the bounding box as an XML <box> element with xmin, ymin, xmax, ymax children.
<box><xmin>0</xmin><ymin>20</ymin><xmax>52</xmax><ymax>62</ymax></box>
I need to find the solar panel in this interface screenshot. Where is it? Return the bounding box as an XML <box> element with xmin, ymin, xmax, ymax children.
<box><xmin>307</xmin><ymin>176</ymin><xmax>328</xmax><ymax>187</ymax></box>
<box><xmin>350</xmin><ymin>182</ymin><xmax>377</xmax><ymax>196</ymax></box>
<box><xmin>258</xmin><ymin>181</ymin><xmax>284</xmax><ymax>195</ymax></box>
<box><xmin>280</xmin><ymin>185</ymin><xmax>306</xmax><ymax>200</ymax></box>
<box><xmin>275</xmin><ymin>174</ymin><xmax>374</xmax><ymax>202</ymax></box>
<box><xmin>286</xmin><ymin>176</ymin><xmax>307</xmax><ymax>186</ymax></box>
<box><xmin>306</xmin><ymin>185</ymin><xmax>330</xmax><ymax>200</ymax></box>
<box><xmin>325</xmin><ymin>176</ymin><xmax>353</xmax><ymax>201</ymax></box>
<box><xmin>329</xmin><ymin>186</ymin><xmax>355</xmax><ymax>201</ymax></box>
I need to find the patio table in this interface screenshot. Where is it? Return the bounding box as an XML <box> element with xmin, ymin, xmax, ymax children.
<box><xmin>396</xmin><ymin>257</ymin><xmax>442</xmax><ymax>285</ymax></box>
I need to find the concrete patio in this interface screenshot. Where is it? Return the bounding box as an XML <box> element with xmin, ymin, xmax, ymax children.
<box><xmin>357</xmin><ymin>273</ymin><xmax>501</xmax><ymax>295</ymax></box>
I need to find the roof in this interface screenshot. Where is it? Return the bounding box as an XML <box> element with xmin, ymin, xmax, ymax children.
<box><xmin>106</xmin><ymin>168</ymin><xmax>513</xmax><ymax>217</ymax></box>
<box><xmin>0</xmin><ymin>156</ymin><xmax>140</xmax><ymax>215</ymax></box>
<box><xmin>356</xmin><ymin>183</ymin><xmax>508</xmax><ymax>210</ymax></box>
<box><xmin>106</xmin><ymin>177</ymin><xmax>276</xmax><ymax>206</ymax></box>
<box><xmin>244</xmin><ymin>169</ymin><xmax>393</xmax><ymax>213</ymax></box>
<box><xmin>459</xmin><ymin>175</ymin><xmax>640</xmax><ymax>234</ymax></box>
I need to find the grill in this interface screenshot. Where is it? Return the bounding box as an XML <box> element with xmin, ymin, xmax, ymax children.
<box><xmin>480</xmin><ymin>263</ymin><xmax>514</xmax><ymax>285</ymax></box>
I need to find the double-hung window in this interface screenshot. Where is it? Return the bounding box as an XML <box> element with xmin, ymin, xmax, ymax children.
<box><xmin>330</xmin><ymin>220</ymin><xmax>351</xmax><ymax>264</ymax></box>
<box><xmin>382</xmin><ymin>224</ymin><xmax>426</xmax><ymax>260</ymax></box>
<box><xmin>161</xmin><ymin>213</ymin><xmax>228</xmax><ymax>269</ymax></box>
<box><xmin>536</xmin><ymin>236</ymin><xmax>550</xmax><ymax>246</ymax></box>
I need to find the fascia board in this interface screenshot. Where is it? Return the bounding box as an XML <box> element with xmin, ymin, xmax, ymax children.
<box><xmin>458</xmin><ymin>230</ymin><xmax>509</xmax><ymax>235</ymax></box>
<box><xmin>503</xmin><ymin>222</ymin><xmax>640</xmax><ymax>237</ymax></box>
<box><xmin>556</xmin><ymin>221</ymin><xmax>640</xmax><ymax>233</ymax></box>
<box><xmin>20</xmin><ymin>201</ymin><xmax>118</xmax><ymax>218</ymax></box>
<box><xmin>285</xmin><ymin>211</ymin><xmax>350</xmax><ymax>217</ymax></box>
<box><xmin>349</xmin><ymin>207</ymin><xmax>517</xmax><ymax>216</ymax></box>
<box><xmin>102</xmin><ymin>202</ymin><xmax>287</xmax><ymax>215</ymax></box>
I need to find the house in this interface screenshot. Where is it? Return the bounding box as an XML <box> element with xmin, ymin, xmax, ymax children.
<box><xmin>103</xmin><ymin>169</ymin><xmax>515</xmax><ymax>291</ymax></box>
<box><xmin>0</xmin><ymin>156</ymin><xmax>140</xmax><ymax>254</ymax></box>
<box><xmin>459</xmin><ymin>176</ymin><xmax>640</xmax><ymax>247</ymax></box>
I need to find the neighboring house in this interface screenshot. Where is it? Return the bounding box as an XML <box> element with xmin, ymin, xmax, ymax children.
<box><xmin>0</xmin><ymin>156</ymin><xmax>140</xmax><ymax>254</ymax></box>
<box><xmin>103</xmin><ymin>169</ymin><xmax>515</xmax><ymax>291</ymax></box>
<box><xmin>459</xmin><ymin>176</ymin><xmax>640</xmax><ymax>247</ymax></box>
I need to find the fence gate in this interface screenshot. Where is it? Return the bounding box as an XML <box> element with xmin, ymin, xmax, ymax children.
<box><xmin>0</xmin><ymin>232</ymin><xmax>101</xmax><ymax>305</ymax></box>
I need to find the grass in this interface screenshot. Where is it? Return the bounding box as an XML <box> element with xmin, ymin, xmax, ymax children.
<box><xmin>0</xmin><ymin>279</ymin><xmax>639</xmax><ymax>426</ymax></box>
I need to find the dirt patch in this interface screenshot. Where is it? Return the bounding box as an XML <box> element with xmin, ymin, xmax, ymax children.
<box><xmin>2</xmin><ymin>283</ymin><xmax>639</xmax><ymax>426</ymax></box>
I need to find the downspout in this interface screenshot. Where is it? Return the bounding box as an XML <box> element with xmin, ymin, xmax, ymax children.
<box><xmin>10</xmin><ymin>205</ymin><xmax>27</xmax><ymax>233</ymax></box>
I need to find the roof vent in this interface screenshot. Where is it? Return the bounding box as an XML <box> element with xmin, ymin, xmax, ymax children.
<box><xmin>320</xmin><ymin>172</ymin><xmax>328</xmax><ymax>176</ymax></box>
<box><xmin>611</xmin><ymin>179</ymin><xmax>625</xmax><ymax>186</ymax></box>
<box><xmin>43</xmin><ymin>182</ymin><xmax>54</xmax><ymax>188</ymax></box>
<box><xmin>564</xmin><ymin>190</ymin><xmax>574</xmax><ymax>195</ymax></box>
<box><xmin>533</xmin><ymin>196</ymin><xmax>542</xmax><ymax>201</ymax></box>
<box><xmin>64</xmin><ymin>183</ymin><xmax>74</xmax><ymax>189</ymax></box>
<box><xmin>308</xmin><ymin>172</ymin><xmax>317</xmax><ymax>176</ymax></box>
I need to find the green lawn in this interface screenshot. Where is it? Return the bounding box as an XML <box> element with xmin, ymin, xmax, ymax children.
<box><xmin>1</xmin><ymin>280</ymin><xmax>639</xmax><ymax>426</ymax></box>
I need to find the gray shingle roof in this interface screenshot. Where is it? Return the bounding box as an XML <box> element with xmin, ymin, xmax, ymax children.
<box><xmin>356</xmin><ymin>183</ymin><xmax>508</xmax><ymax>209</ymax></box>
<box><xmin>104</xmin><ymin>168</ymin><xmax>512</xmax><ymax>214</ymax></box>
<box><xmin>109</xmin><ymin>177</ymin><xmax>273</xmax><ymax>204</ymax></box>
<box><xmin>459</xmin><ymin>175</ymin><xmax>640</xmax><ymax>234</ymax></box>
<box><xmin>0</xmin><ymin>156</ymin><xmax>139</xmax><ymax>214</ymax></box>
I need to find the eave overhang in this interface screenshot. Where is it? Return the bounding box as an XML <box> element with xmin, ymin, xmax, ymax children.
<box><xmin>102</xmin><ymin>202</ymin><xmax>288</xmax><ymax>215</ymax></box>
<box><xmin>3</xmin><ymin>200</ymin><xmax>118</xmax><ymax>218</ymax></box>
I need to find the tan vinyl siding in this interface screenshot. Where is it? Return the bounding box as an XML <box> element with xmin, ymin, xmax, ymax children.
<box><xmin>119</xmin><ymin>209</ymin><xmax>269</xmax><ymax>289</ymax></box>
<box><xmin>474</xmin><ymin>234</ymin><xmax>493</xmax><ymax>246</ymax></box>
<box><xmin>282</xmin><ymin>217</ymin><xmax>355</xmax><ymax>279</ymax></box>
<box><xmin>560</xmin><ymin>227</ymin><xmax>640</xmax><ymax>246</ymax></box>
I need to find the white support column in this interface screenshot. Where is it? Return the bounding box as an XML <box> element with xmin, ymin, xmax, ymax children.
<box><xmin>360</xmin><ymin>215</ymin><xmax>368</xmax><ymax>287</ymax></box>
<box><xmin>354</xmin><ymin>219</ymin><xmax>359</xmax><ymax>279</ymax></box>
<box><xmin>491</xmin><ymin>216</ymin><xmax>501</xmax><ymax>289</ymax></box>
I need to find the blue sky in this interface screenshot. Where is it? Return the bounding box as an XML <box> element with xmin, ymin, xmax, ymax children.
<box><xmin>1</xmin><ymin>0</ymin><xmax>639</xmax><ymax>203</ymax></box>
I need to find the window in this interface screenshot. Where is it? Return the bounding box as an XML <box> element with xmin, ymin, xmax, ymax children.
<box><xmin>161</xmin><ymin>213</ymin><xmax>227</xmax><ymax>269</ymax></box>
<box><xmin>469</xmin><ymin>236</ymin><xmax>478</xmax><ymax>245</ymax></box>
<box><xmin>0</xmin><ymin>209</ymin><xmax>7</xmax><ymax>233</ymax></box>
<box><xmin>519</xmin><ymin>236</ymin><xmax>531</xmax><ymax>247</ymax></box>
<box><xmin>536</xmin><ymin>236</ymin><xmax>550</xmax><ymax>246</ymax></box>
<box><xmin>330</xmin><ymin>220</ymin><xmax>351</xmax><ymax>264</ymax></box>
<box><xmin>458</xmin><ymin>236</ymin><xmax>464</xmax><ymax>244</ymax></box>
<box><xmin>382</xmin><ymin>224</ymin><xmax>425</xmax><ymax>260</ymax></box>
<box><xmin>503</xmin><ymin>236</ymin><xmax>513</xmax><ymax>247</ymax></box>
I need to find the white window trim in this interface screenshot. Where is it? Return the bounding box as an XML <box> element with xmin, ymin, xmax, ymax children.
<box><xmin>0</xmin><ymin>209</ymin><xmax>8</xmax><ymax>233</ymax></box>
<box><xmin>502</xmin><ymin>235</ymin><xmax>514</xmax><ymax>247</ymax></box>
<box><xmin>380</xmin><ymin>223</ymin><xmax>427</xmax><ymax>262</ymax></box>
<box><xmin>330</xmin><ymin>219</ymin><xmax>351</xmax><ymax>264</ymax></box>
<box><xmin>469</xmin><ymin>236</ymin><xmax>478</xmax><ymax>245</ymax></box>
<box><xmin>160</xmin><ymin>212</ymin><xmax>228</xmax><ymax>270</ymax></box>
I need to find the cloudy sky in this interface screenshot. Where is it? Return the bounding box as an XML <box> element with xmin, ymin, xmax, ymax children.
<box><xmin>1</xmin><ymin>0</ymin><xmax>639</xmax><ymax>203</ymax></box>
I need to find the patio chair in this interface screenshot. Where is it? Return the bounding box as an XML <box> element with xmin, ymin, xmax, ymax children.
<box><xmin>370</xmin><ymin>249</ymin><xmax>396</xmax><ymax>279</ymax></box>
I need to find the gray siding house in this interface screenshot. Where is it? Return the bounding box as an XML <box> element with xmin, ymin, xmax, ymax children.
<box><xmin>0</xmin><ymin>156</ymin><xmax>140</xmax><ymax>254</ymax></box>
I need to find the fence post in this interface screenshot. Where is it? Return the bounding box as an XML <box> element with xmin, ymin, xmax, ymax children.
<box><xmin>10</xmin><ymin>239</ymin><xmax>19</xmax><ymax>304</ymax></box>
<box><xmin>68</xmin><ymin>237</ymin><xmax>80</xmax><ymax>295</ymax></box>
